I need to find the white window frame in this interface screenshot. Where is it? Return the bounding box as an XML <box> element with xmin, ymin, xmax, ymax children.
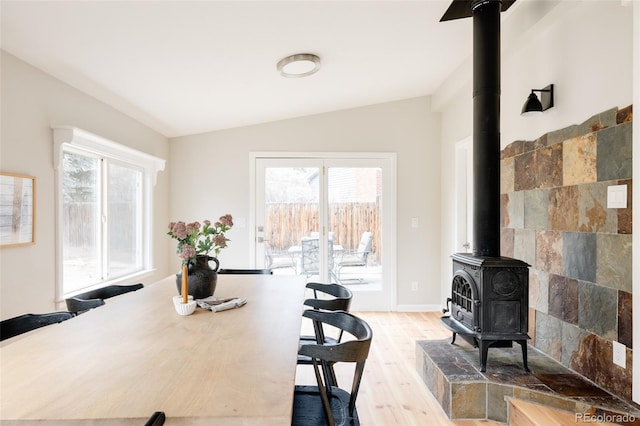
<box><xmin>53</xmin><ymin>126</ymin><xmax>165</xmax><ymax>300</ymax></box>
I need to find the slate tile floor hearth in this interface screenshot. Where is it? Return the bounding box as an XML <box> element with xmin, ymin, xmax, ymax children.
<box><xmin>417</xmin><ymin>339</ymin><xmax>640</xmax><ymax>424</ymax></box>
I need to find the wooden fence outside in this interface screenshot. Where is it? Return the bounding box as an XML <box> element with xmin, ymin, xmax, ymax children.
<box><xmin>265</xmin><ymin>202</ymin><xmax>381</xmax><ymax>263</ymax></box>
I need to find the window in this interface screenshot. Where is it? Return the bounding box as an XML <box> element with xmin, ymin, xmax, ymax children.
<box><xmin>53</xmin><ymin>127</ymin><xmax>165</xmax><ymax>297</ymax></box>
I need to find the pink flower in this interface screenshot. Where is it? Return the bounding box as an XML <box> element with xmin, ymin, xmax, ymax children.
<box><xmin>213</xmin><ymin>235</ymin><xmax>228</xmax><ymax>249</ymax></box>
<box><xmin>219</xmin><ymin>214</ymin><xmax>233</xmax><ymax>227</ymax></box>
<box><xmin>180</xmin><ymin>245</ymin><xmax>196</xmax><ymax>260</ymax></box>
<box><xmin>172</xmin><ymin>222</ymin><xmax>187</xmax><ymax>240</ymax></box>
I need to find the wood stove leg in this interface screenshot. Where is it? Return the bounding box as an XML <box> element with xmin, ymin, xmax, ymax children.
<box><xmin>478</xmin><ymin>341</ymin><xmax>490</xmax><ymax>372</ymax></box>
<box><xmin>517</xmin><ymin>340</ymin><xmax>530</xmax><ymax>372</ymax></box>
<box><xmin>450</xmin><ymin>332</ymin><xmax>457</xmax><ymax>344</ymax></box>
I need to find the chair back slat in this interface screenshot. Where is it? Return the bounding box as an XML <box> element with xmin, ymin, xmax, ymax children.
<box><xmin>66</xmin><ymin>297</ymin><xmax>105</xmax><ymax>314</ymax></box>
<box><xmin>79</xmin><ymin>283</ymin><xmax>144</xmax><ymax>300</ymax></box>
<box><xmin>218</xmin><ymin>269</ymin><xmax>272</xmax><ymax>275</ymax></box>
<box><xmin>304</xmin><ymin>282</ymin><xmax>352</xmax><ymax>312</ymax></box>
<box><xmin>299</xmin><ymin>310</ymin><xmax>373</xmax><ymax>363</ymax></box>
<box><xmin>65</xmin><ymin>283</ymin><xmax>144</xmax><ymax>314</ymax></box>
<box><xmin>302</xmin><ymin>309</ymin><xmax>370</xmax><ymax>339</ymax></box>
<box><xmin>299</xmin><ymin>339</ymin><xmax>371</xmax><ymax>363</ymax></box>
<box><xmin>1</xmin><ymin>312</ymin><xmax>74</xmax><ymax>341</ymax></box>
<box><xmin>306</xmin><ymin>282</ymin><xmax>352</xmax><ymax>299</ymax></box>
<box><xmin>303</xmin><ymin>297</ymin><xmax>350</xmax><ymax>312</ymax></box>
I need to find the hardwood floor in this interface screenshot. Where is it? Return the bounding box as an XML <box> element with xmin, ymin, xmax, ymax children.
<box><xmin>296</xmin><ymin>311</ymin><xmax>501</xmax><ymax>425</ymax></box>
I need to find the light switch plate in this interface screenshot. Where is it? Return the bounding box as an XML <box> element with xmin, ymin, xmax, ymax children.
<box><xmin>613</xmin><ymin>341</ymin><xmax>626</xmax><ymax>368</ymax></box>
<box><xmin>607</xmin><ymin>185</ymin><xmax>627</xmax><ymax>209</ymax></box>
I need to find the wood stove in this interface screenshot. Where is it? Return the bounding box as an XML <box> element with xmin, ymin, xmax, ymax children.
<box><xmin>439</xmin><ymin>0</ymin><xmax>530</xmax><ymax>372</ymax></box>
<box><xmin>442</xmin><ymin>254</ymin><xmax>530</xmax><ymax>372</ymax></box>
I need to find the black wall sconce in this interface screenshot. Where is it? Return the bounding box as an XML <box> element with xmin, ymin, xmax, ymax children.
<box><xmin>521</xmin><ymin>84</ymin><xmax>554</xmax><ymax>115</ymax></box>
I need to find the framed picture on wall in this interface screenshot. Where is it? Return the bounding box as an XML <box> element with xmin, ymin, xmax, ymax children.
<box><xmin>0</xmin><ymin>172</ymin><xmax>36</xmax><ymax>247</ymax></box>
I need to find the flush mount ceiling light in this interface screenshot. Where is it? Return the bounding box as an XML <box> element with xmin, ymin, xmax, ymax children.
<box><xmin>521</xmin><ymin>84</ymin><xmax>554</xmax><ymax>115</ymax></box>
<box><xmin>277</xmin><ymin>54</ymin><xmax>321</xmax><ymax>78</ymax></box>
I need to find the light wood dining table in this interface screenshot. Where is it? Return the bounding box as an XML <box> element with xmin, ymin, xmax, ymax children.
<box><xmin>0</xmin><ymin>274</ymin><xmax>307</xmax><ymax>425</ymax></box>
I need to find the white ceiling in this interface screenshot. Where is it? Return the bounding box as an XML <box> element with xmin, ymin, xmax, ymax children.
<box><xmin>1</xmin><ymin>1</ymin><xmax>483</xmax><ymax>138</ymax></box>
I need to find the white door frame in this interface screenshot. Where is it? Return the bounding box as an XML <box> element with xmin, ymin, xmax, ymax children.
<box><xmin>250</xmin><ymin>152</ymin><xmax>397</xmax><ymax>311</ymax></box>
<box><xmin>454</xmin><ymin>137</ymin><xmax>473</xmax><ymax>254</ymax></box>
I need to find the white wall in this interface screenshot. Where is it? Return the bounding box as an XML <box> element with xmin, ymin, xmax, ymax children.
<box><xmin>169</xmin><ymin>97</ymin><xmax>442</xmax><ymax>309</ymax></box>
<box><xmin>439</xmin><ymin>90</ymin><xmax>473</xmax><ymax>307</ymax></box>
<box><xmin>437</xmin><ymin>0</ymin><xmax>634</xmax><ymax>307</ymax></box>
<box><xmin>632</xmin><ymin>0</ymin><xmax>640</xmax><ymax>405</ymax></box>
<box><xmin>0</xmin><ymin>51</ymin><xmax>171</xmax><ymax>319</ymax></box>
<box><xmin>501</xmin><ymin>1</ymin><xmax>633</xmax><ymax>144</ymax></box>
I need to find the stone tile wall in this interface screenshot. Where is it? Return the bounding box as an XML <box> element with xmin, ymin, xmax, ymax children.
<box><xmin>500</xmin><ymin>105</ymin><xmax>633</xmax><ymax>403</ymax></box>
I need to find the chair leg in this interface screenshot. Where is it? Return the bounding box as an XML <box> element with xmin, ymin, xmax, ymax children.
<box><xmin>348</xmin><ymin>361</ymin><xmax>366</xmax><ymax>416</ymax></box>
<box><xmin>312</xmin><ymin>358</ymin><xmax>335</xmax><ymax>426</ymax></box>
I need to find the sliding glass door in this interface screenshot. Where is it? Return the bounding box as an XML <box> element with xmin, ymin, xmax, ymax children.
<box><xmin>253</xmin><ymin>154</ymin><xmax>395</xmax><ymax>311</ymax></box>
<box><xmin>256</xmin><ymin>159</ymin><xmax>325</xmax><ymax>279</ymax></box>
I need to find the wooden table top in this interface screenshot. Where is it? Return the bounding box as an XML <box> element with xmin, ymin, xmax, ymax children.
<box><xmin>0</xmin><ymin>274</ymin><xmax>306</xmax><ymax>425</ymax></box>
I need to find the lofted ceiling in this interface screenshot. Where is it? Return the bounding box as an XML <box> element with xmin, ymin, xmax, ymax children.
<box><xmin>0</xmin><ymin>1</ymin><xmax>516</xmax><ymax>138</ymax></box>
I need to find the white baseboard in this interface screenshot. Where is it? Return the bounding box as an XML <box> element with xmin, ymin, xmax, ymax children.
<box><xmin>396</xmin><ymin>304</ymin><xmax>443</xmax><ymax>312</ymax></box>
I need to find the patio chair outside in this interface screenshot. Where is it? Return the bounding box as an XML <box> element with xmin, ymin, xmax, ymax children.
<box><xmin>265</xmin><ymin>242</ymin><xmax>297</xmax><ymax>274</ymax></box>
<box><xmin>335</xmin><ymin>232</ymin><xmax>373</xmax><ymax>283</ymax></box>
<box><xmin>301</xmin><ymin>237</ymin><xmax>336</xmax><ymax>282</ymax></box>
<box><xmin>300</xmin><ymin>237</ymin><xmax>320</xmax><ymax>277</ymax></box>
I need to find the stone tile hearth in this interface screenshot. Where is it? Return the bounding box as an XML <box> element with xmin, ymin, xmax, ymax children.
<box><xmin>416</xmin><ymin>338</ymin><xmax>640</xmax><ymax>424</ymax></box>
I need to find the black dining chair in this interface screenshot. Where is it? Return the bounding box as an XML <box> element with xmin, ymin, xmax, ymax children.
<box><xmin>1</xmin><ymin>312</ymin><xmax>74</xmax><ymax>341</ymax></box>
<box><xmin>65</xmin><ymin>296</ymin><xmax>105</xmax><ymax>314</ymax></box>
<box><xmin>65</xmin><ymin>283</ymin><xmax>144</xmax><ymax>315</ymax></box>
<box><xmin>217</xmin><ymin>268</ymin><xmax>273</xmax><ymax>275</ymax></box>
<box><xmin>300</xmin><ymin>282</ymin><xmax>353</xmax><ymax>344</ymax></box>
<box><xmin>292</xmin><ymin>310</ymin><xmax>373</xmax><ymax>426</ymax></box>
<box><xmin>144</xmin><ymin>411</ymin><xmax>166</xmax><ymax>426</ymax></box>
<box><xmin>298</xmin><ymin>283</ymin><xmax>353</xmax><ymax>388</ymax></box>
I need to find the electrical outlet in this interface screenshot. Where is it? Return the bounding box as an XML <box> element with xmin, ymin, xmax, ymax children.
<box><xmin>613</xmin><ymin>341</ymin><xmax>626</xmax><ymax>368</ymax></box>
<box><xmin>411</xmin><ymin>281</ymin><xmax>418</xmax><ymax>292</ymax></box>
<box><xmin>607</xmin><ymin>184</ymin><xmax>627</xmax><ymax>209</ymax></box>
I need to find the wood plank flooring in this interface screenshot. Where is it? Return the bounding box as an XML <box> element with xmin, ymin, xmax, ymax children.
<box><xmin>296</xmin><ymin>311</ymin><xmax>501</xmax><ymax>425</ymax></box>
